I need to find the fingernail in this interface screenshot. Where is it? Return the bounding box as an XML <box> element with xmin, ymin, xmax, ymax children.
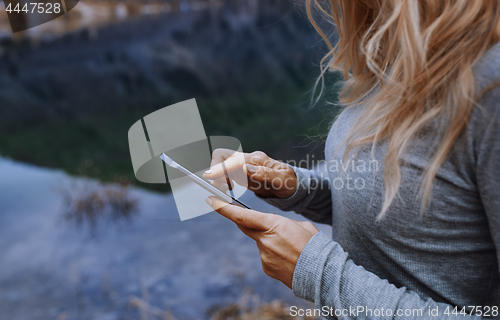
<box><xmin>246</xmin><ymin>164</ymin><xmax>256</xmax><ymax>174</ymax></box>
<box><xmin>204</xmin><ymin>169</ymin><xmax>213</xmax><ymax>175</ymax></box>
<box><xmin>205</xmin><ymin>197</ymin><xmax>213</xmax><ymax>207</ymax></box>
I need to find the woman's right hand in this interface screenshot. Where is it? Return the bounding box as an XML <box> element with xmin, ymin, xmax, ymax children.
<box><xmin>203</xmin><ymin>149</ymin><xmax>297</xmax><ymax>199</ymax></box>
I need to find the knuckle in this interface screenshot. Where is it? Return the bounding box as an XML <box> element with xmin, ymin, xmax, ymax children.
<box><xmin>211</xmin><ymin>148</ymin><xmax>232</xmax><ymax>164</ymax></box>
<box><xmin>266</xmin><ymin>217</ymin><xmax>283</xmax><ymax>234</ymax></box>
<box><xmin>212</xmin><ymin>148</ymin><xmax>225</xmax><ymax>158</ymax></box>
<box><xmin>231</xmin><ymin>150</ymin><xmax>243</xmax><ymax>158</ymax></box>
<box><xmin>261</xmin><ymin>166</ymin><xmax>271</xmax><ymax>179</ymax></box>
<box><xmin>233</xmin><ymin>215</ymin><xmax>245</xmax><ymax>226</ymax></box>
<box><xmin>227</xmin><ymin>156</ymin><xmax>243</xmax><ymax>168</ymax></box>
<box><xmin>262</xmin><ymin>168</ymin><xmax>277</xmax><ymax>185</ymax></box>
<box><xmin>251</xmin><ymin>151</ymin><xmax>267</xmax><ymax>161</ymax></box>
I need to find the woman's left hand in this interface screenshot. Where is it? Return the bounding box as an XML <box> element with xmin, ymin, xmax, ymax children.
<box><xmin>206</xmin><ymin>196</ymin><xmax>319</xmax><ymax>289</ymax></box>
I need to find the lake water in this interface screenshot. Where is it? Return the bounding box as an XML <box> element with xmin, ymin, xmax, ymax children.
<box><xmin>0</xmin><ymin>157</ymin><xmax>331</xmax><ymax>320</ymax></box>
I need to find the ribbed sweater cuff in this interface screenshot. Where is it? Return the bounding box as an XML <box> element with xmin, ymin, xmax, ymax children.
<box><xmin>292</xmin><ymin>231</ymin><xmax>339</xmax><ymax>302</ymax></box>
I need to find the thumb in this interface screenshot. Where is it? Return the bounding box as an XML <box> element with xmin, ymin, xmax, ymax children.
<box><xmin>206</xmin><ymin>196</ymin><xmax>273</xmax><ymax>231</ymax></box>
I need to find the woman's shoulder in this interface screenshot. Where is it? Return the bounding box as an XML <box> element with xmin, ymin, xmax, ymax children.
<box><xmin>471</xmin><ymin>42</ymin><xmax>500</xmax><ymax>125</ymax></box>
<box><xmin>468</xmin><ymin>43</ymin><xmax>500</xmax><ymax>163</ymax></box>
<box><xmin>474</xmin><ymin>41</ymin><xmax>500</xmax><ymax>94</ymax></box>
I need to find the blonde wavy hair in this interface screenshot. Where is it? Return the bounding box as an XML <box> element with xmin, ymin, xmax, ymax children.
<box><xmin>307</xmin><ymin>0</ymin><xmax>500</xmax><ymax>218</ymax></box>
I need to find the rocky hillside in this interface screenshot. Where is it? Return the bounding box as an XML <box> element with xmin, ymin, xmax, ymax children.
<box><xmin>0</xmin><ymin>1</ymin><xmax>339</xmax><ymax>189</ymax></box>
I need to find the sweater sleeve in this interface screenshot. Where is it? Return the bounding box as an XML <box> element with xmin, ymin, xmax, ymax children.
<box><xmin>474</xmin><ymin>86</ymin><xmax>500</xmax><ymax>286</ymax></box>
<box><xmin>290</xmin><ymin>82</ymin><xmax>500</xmax><ymax>320</ymax></box>
<box><xmin>293</xmin><ymin>232</ymin><xmax>487</xmax><ymax>320</ymax></box>
<box><xmin>260</xmin><ymin>166</ymin><xmax>333</xmax><ymax>225</ymax></box>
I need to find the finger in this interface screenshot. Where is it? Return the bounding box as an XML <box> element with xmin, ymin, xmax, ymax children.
<box><xmin>246</xmin><ymin>164</ymin><xmax>282</xmax><ymax>185</ymax></box>
<box><xmin>210</xmin><ymin>148</ymin><xmax>237</xmax><ymax>167</ymax></box>
<box><xmin>204</xmin><ymin>153</ymin><xmax>245</xmax><ymax>180</ymax></box>
<box><xmin>221</xmin><ymin>162</ymin><xmax>234</xmax><ymax>191</ymax></box>
<box><xmin>212</xmin><ymin>179</ymin><xmax>229</xmax><ymax>192</ymax></box>
<box><xmin>206</xmin><ymin>196</ymin><xmax>274</xmax><ymax>231</ymax></box>
<box><xmin>212</xmin><ymin>178</ymin><xmax>235</xmax><ymax>192</ymax></box>
<box><xmin>204</xmin><ymin>150</ymin><xmax>269</xmax><ymax>180</ymax></box>
<box><xmin>248</xmin><ymin>163</ymin><xmax>297</xmax><ymax>194</ymax></box>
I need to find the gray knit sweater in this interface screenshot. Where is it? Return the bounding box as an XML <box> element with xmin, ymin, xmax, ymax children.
<box><xmin>265</xmin><ymin>42</ymin><xmax>500</xmax><ymax>319</ymax></box>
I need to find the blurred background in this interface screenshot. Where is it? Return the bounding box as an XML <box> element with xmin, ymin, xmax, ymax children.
<box><xmin>0</xmin><ymin>0</ymin><xmax>340</xmax><ymax>319</ymax></box>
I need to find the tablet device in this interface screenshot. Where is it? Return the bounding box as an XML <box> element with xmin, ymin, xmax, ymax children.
<box><xmin>160</xmin><ymin>153</ymin><xmax>251</xmax><ymax>209</ymax></box>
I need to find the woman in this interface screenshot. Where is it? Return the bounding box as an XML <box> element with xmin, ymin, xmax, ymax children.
<box><xmin>203</xmin><ymin>0</ymin><xmax>500</xmax><ymax>318</ymax></box>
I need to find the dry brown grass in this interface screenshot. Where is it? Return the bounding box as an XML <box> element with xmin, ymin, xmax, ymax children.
<box><xmin>60</xmin><ymin>179</ymin><xmax>138</xmax><ymax>234</ymax></box>
<box><xmin>207</xmin><ymin>288</ymin><xmax>321</xmax><ymax>320</ymax></box>
<box><xmin>128</xmin><ymin>287</ymin><xmax>321</xmax><ymax>320</ymax></box>
<box><xmin>129</xmin><ymin>296</ymin><xmax>177</xmax><ymax>320</ymax></box>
